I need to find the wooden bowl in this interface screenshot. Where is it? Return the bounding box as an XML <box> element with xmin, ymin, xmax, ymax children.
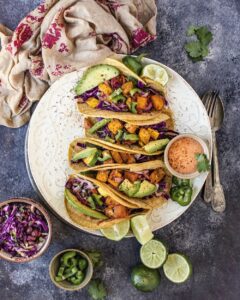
<box><xmin>0</xmin><ymin>197</ymin><xmax>52</xmax><ymax>263</ymax></box>
<box><xmin>49</xmin><ymin>249</ymin><xmax>93</xmax><ymax>291</ymax></box>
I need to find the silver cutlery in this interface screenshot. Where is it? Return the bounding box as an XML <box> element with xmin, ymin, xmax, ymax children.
<box><xmin>202</xmin><ymin>91</ymin><xmax>226</xmax><ymax>212</ymax></box>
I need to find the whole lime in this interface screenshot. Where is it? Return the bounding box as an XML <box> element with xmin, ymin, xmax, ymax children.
<box><xmin>131</xmin><ymin>264</ymin><xmax>160</xmax><ymax>292</ymax></box>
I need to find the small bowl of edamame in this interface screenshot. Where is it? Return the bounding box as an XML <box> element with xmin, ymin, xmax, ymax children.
<box><xmin>49</xmin><ymin>249</ymin><xmax>93</xmax><ymax>291</ymax></box>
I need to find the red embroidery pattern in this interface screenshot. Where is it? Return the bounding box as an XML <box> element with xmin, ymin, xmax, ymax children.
<box><xmin>58</xmin><ymin>43</ymin><xmax>69</xmax><ymax>53</ymax></box>
<box><xmin>132</xmin><ymin>28</ymin><xmax>156</xmax><ymax>50</ymax></box>
<box><xmin>51</xmin><ymin>64</ymin><xmax>71</xmax><ymax>77</ymax></box>
<box><xmin>30</xmin><ymin>57</ymin><xmax>45</xmax><ymax>78</ymax></box>
<box><xmin>13</xmin><ymin>23</ymin><xmax>33</xmax><ymax>49</ymax></box>
<box><xmin>18</xmin><ymin>95</ymin><xmax>30</xmax><ymax>110</ymax></box>
<box><xmin>103</xmin><ymin>32</ymin><xmax>129</xmax><ymax>53</ymax></box>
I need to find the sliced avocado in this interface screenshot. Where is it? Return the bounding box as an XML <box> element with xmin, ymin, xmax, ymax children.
<box><xmin>92</xmin><ymin>194</ymin><xmax>103</xmax><ymax>206</ymax></box>
<box><xmin>98</xmin><ymin>150</ymin><xmax>112</xmax><ymax>162</ymax></box>
<box><xmin>65</xmin><ymin>189</ymin><xmax>107</xmax><ymax>219</ymax></box>
<box><xmin>133</xmin><ymin>180</ymin><xmax>157</xmax><ymax>198</ymax></box>
<box><xmin>72</xmin><ymin>148</ymin><xmax>98</xmax><ymax>162</ymax></box>
<box><xmin>143</xmin><ymin>138</ymin><xmax>170</xmax><ymax>153</ymax></box>
<box><xmin>123</xmin><ymin>133</ymin><xmax>139</xmax><ymax>142</ymax></box>
<box><xmin>119</xmin><ymin>179</ymin><xmax>141</xmax><ymax>197</ymax></box>
<box><xmin>75</xmin><ymin>65</ymin><xmax>120</xmax><ymax>95</ymax></box>
<box><xmin>98</xmin><ymin>187</ymin><xmax>108</xmax><ymax>197</ymax></box>
<box><xmin>83</xmin><ymin>150</ymin><xmax>100</xmax><ymax>167</ymax></box>
<box><xmin>87</xmin><ymin>196</ymin><xmax>96</xmax><ymax>209</ymax></box>
<box><xmin>88</xmin><ymin>119</ymin><xmax>111</xmax><ymax>135</ymax></box>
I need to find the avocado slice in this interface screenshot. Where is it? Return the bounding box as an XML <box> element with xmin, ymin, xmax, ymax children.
<box><xmin>72</xmin><ymin>148</ymin><xmax>98</xmax><ymax>162</ymax></box>
<box><xmin>143</xmin><ymin>139</ymin><xmax>170</xmax><ymax>153</ymax></box>
<box><xmin>88</xmin><ymin>119</ymin><xmax>111</xmax><ymax>134</ymax></box>
<box><xmin>119</xmin><ymin>179</ymin><xmax>141</xmax><ymax>197</ymax></box>
<box><xmin>75</xmin><ymin>64</ymin><xmax>120</xmax><ymax>95</ymax></box>
<box><xmin>65</xmin><ymin>189</ymin><xmax>107</xmax><ymax>220</ymax></box>
<box><xmin>83</xmin><ymin>150</ymin><xmax>100</xmax><ymax>167</ymax></box>
<box><xmin>133</xmin><ymin>180</ymin><xmax>157</xmax><ymax>198</ymax></box>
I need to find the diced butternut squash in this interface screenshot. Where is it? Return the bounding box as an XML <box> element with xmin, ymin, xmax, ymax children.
<box><xmin>84</xmin><ymin>118</ymin><xmax>93</xmax><ymax>129</ymax></box>
<box><xmin>98</xmin><ymin>83</ymin><xmax>112</xmax><ymax>95</ymax></box>
<box><xmin>149</xmin><ymin>168</ymin><xmax>165</xmax><ymax>184</ymax></box>
<box><xmin>147</xmin><ymin>128</ymin><xmax>160</xmax><ymax>140</ymax></box>
<box><xmin>125</xmin><ymin>123</ymin><xmax>139</xmax><ymax>134</ymax></box>
<box><xmin>125</xmin><ymin>171</ymin><xmax>139</xmax><ymax>183</ymax></box>
<box><xmin>108</xmin><ymin>170</ymin><xmax>123</xmax><ymax>187</ymax></box>
<box><xmin>119</xmin><ymin>152</ymin><xmax>129</xmax><ymax>163</ymax></box>
<box><xmin>122</xmin><ymin>81</ymin><xmax>133</xmax><ymax>95</ymax></box>
<box><xmin>86</xmin><ymin>97</ymin><xmax>99</xmax><ymax>108</ymax></box>
<box><xmin>151</xmin><ymin>95</ymin><xmax>165</xmax><ymax>111</ymax></box>
<box><xmin>126</xmin><ymin>154</ymin><xmax>136</xmax><ymax>164</ymax></box>
<box><xmin>96</xmin><ymin>170</ymin><xmax>109</xmax><ymax>182</ymax></box>
<box><xmin>105</xmin><ymin>196</ymin><xmax>118</xmax><ymax>206</ymax></box>
<box><xmin>108</xmin><ymin>119</ymin><xmax>123</xmax><ymax>135</ymax></box>
<box><xmin>137</xmin><ymin>96</ymin><xmax>148</xmax><ymax>110</ymax></box>
<box><xmin>139</xmin><ymin>128</ymin><xmax>151</xmax><ymax>145</ymax></box>
<box><xmin>111</xmin><ymin>151</ymin><xmax>123</xmax><ymax>164</ymax></box>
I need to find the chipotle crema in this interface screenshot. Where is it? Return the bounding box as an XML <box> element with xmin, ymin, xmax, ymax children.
<box><xmin>168</xmin><ymin>137</ymin><xmax>204</xmax><ymax>174</ymax></box>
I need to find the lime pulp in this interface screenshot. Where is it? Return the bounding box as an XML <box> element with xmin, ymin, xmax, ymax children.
<box><xmin>100</xmin><ymin>220</ymin><xmax>130</xmax><ymax>241</ymax></box>
<box><xmin>140</xmin><ymin>239</ymin><xmax>168</xmax><ymax>269</ymax></box>
<box><xmin>131</xmin><ymin>215</ymin><xmax>153</xmax><ymax>245</ymax></box>
<box><xmin>142</xmin><ymin>64</ymin><xmax>169</xmax><ymax>86</ymax></box>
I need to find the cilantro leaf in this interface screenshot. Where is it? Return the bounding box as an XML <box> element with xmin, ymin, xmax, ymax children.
<box><xmin>195</xmin><ymin>153</ymin><xmax>211</xmax><ymax>172</ymax></box>
<box><xmin>187</xmin><ymin>25</ymin><xmax>197</xmax><ymax>36</ymax></box>
<box><xmin>184</xmin><ymin>41</ymin><xmax>203</xmax><ymax>58</ymax></box>
<box><xmin>87</xmin><ymin>251</ymin><xmax>103</xmax><ymax>268</ymax></box>
<box><xmin>87</xmin><ymin>279</ymin><xmax>107</xmax><ymax>300</ymax></box>
<box><xmin>195</xmin><ymin>26</ymin><xmax>213</xmax><ymax>46</ymax></box>
<box><xmin>185</xmin><ymin>25</ymin><xmax>213</xmax><ymax>61</ymax></box>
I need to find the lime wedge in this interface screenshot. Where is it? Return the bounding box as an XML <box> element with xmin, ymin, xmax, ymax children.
<box><xmin>131</xmin><ymin>215</ymin><xmax>153</xmax><ymax>245</ymax></box>
<box><xmin>163</xmin><ymin>253</ymin><xmax>192</xmax><ymax>283</ymax></box>
<box><xmin>140</xmin><ymin>239</ymin><xmax>168</xmax><ymax>269</ymax></box>
<box><xmin>142</xmin><ymin>64</ymin><xmax>169</xmax><ymax>86</ymax></box>
<box><xmin>100</xmin><ymin>220</ymin><xmax>130</xmax><ymax>241</ymax></box>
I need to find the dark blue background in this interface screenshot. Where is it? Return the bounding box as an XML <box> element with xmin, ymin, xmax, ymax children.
<box><xmin>0</xmin><ymin>0</ymin><xmax>240</xmax><ymax>299</ymax></box>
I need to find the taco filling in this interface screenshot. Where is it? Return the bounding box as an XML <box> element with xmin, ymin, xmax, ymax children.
<box><xmin>65</xmin><ymin>176</ymin><xmax>132</xmax><ymax>220</ymax></box>
<box><xmin>84</xmin><ymin>117</ymin><xmax>177</xmax><ymax>153</ymax></box>
<box><xmin>70</xmin><ymin>141</ymin><xmax>162</xmax><ymax>167</ymax></box>
<box><xmin>89</xmin><ymin>168</ymin><xmax>170</xmax><ymax>200</ymax></box>
<box><xmin>75</xmin><ymin>71</ymin><xmax>167</xmax><ymax>114</ymax></box>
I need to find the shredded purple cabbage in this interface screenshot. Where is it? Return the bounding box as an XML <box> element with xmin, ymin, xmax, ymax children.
<box><xmin>137</xmin><ymin>81</ymin><xmax>145</xmax><ymax>89</ymax></box>
<box><xmin>0</xmin><ymin>203</ymin><xmax>49</xmax><ymax>258</ymax></box>
<box><xmin>80</xmin><ymin>86</ymin><xmax>99</xmax><ymax>101</ymax></box>
<box><xmin>97</xmin><ymin>100</ymin><xmax>122</xmax><ymax>112</ymax></box>
<box><xmin>77</xmin><ymin>143</ymin><xmax>86</xmax><ymax>149</ymax></box>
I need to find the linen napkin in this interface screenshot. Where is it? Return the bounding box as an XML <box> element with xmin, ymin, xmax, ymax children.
<box><xmin>0</xmin><ymin>0</ymin><xmax>157</xmax><ymax>128</ymax></box>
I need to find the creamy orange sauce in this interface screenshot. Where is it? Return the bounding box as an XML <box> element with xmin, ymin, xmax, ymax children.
<box><xmin>168</xmin><ymin>137</ymin><xmax>203</xmax><ymax>174</ymax></box>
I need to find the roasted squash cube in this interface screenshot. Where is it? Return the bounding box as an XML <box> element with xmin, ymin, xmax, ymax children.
<box><xmin>151</xmin><ymin>95</ymin><xmax>165</xmax><ymax>111</ymax></box>
<box><xmin>86</xmin><ymin>97</ymin><xmax>99</xmax><ymax>108</ymax></box>
<box><xmin>111</xmin><ymin>151</ymin><xmax>123</xmax><ymax>164</ymax></box>
<box><xmin>147</xmin><ymin>128</ymin><xmax>160</xmax><ymax>140</ymax></box>
<box><xmin>125</xmin><ymin>171</ymin><xmax>139</xmax><ymax>183</ymax></box>
<box><xmin>98</xmin><ymin>83</ymin><xmax>112</xmax><ymax>95</ymax></box>
<box><xmin>108</xmin><ymin>119</ymin><xmax>123</xmax><ymax>135</ymax></box>
<box><xmin>139</xmin><ymin>128</ymin><xmax>151</xmax><ymax>145</ymax></box>
<box><xmin>122</xmin><ymin>81</ymin><xmax>133</xmax><ymax>95</ymax></box>
<box><xmin>96</xmin><ymin>170</ymin><xmax>110</xmax><ymax>182</ymax></box>
<box><xmin>125</xmin><ymin>123</ymin><xmax>139</xmax><ymax>134</ymax></box>
<box><xmin>149</xmin><ymin>168</ymin><xmax>165</xmax><ymax>184</ymax></box>
<box><xmin>137</xmin><ymin>96</ymin><xmax>148</xmax><ymax>110</ymax></box>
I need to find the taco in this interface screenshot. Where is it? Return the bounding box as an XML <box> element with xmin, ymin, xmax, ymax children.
<box><xmin>84</xmin><ymin>116</ymin><xmax>177</xmax><ymax>155</ymax></box>
<box><xmin>79</xmin><ymin>161</ymin><xmax>172</xmax><ymax>209</ymax></box>
<box><xmin>68</xmin><ymin>137</ymin><xmax>164</xmax><ymax>171</ymax></box>
<box><xmin>75</xmin><ymin>57</ymin><xmax>168</xmax><ymax>121</ymax></box>
<box><xmin>65</xmin><ymin>174</ymin><xmax>147</xmax><ymax>229</ymax></box>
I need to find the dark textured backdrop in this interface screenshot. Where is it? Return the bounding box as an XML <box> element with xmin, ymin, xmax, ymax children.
<box><xmin>0</xmin><ymin>0</ymin><xmax>240</xmax><ymax>299</ymax></box>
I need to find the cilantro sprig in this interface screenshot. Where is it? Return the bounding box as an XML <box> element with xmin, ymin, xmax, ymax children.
<box><xmin>185</xmin><ymin>26</ymin><xmax>213</xmax><ymax>61</ymax></box>
<box><xmin>195</xmin><ymin>153</ymin><xmax>211</xmax><ymax>172</ymax></box>
<box><xmin>87</xmin><ymin>279</ymin><xmax>107</xmax><ymax>300</ymax></box>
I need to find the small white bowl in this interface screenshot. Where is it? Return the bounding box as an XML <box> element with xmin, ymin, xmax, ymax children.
<box><xmin>164</xmin><ymin>134</ymin><xmax>210</xmax><ymax>179</ymax></box>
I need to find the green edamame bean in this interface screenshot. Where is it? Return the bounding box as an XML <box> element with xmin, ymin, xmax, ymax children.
<box><xmin>170</xmin><ymin>186</ymin><xmax>193</xmax><ymax>206</ymax></box>
<box><xmin>78</xmin><ymin>258</ymin><xmax>88</xmax><ymax>271</ymax></box>
<box><xmin>61</xmin><ymin>251</ymin><xmax>76</xmax><ymax>266</ymax></box>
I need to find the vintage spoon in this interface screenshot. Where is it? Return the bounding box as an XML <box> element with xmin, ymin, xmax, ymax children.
<box><xmin>203</xmin><ymin>91</ymin><xmax>225</xmax><ymax>212</ymax></box>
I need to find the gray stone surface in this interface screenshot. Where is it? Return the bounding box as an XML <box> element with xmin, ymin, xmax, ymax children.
<box><xmin>0</xmin><ymin>0</ymin><xmax>240</xmax><ymax>299</ymax></box>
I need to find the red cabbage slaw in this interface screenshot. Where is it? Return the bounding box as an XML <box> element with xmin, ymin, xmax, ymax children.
<box><xmin>0</xmin><ymin>203</ymin><xmax>49</xmax><ymax>258</ymax></box>
<box><xmin>75</xmin><ymin>75</ymin><xmax>167</xmax><ymax>113</ymax></box>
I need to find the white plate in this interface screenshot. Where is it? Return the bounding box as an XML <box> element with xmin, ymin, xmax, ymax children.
<box><xmin>27</xmin><ymin>57</ymin><xmax>212</xmax><ymax>236</ymax></box>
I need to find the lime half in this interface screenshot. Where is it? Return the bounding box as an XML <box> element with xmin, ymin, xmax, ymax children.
<box><xmin>140</xmin><ymin>239</ymin><xmax>168</xmax><ymax>269</ymax></box>
<box><xmin>163</xmin><ymin>253</ymin><xmax>192</xmax><ymax>283</ymax></box>
<box><xmin>100</xmin><ymin>220</ymin><xmax>130</xmax><ymax>241</ymax></box>
<box><xmin>142</xmin><ymin>64</ymin><xmax>169</xmax><ymax>86</ymax></box>
<box><xmin>131</xmin><ymin>215</ymin><xmax>153</xmax><ymax>245</ymax></box>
